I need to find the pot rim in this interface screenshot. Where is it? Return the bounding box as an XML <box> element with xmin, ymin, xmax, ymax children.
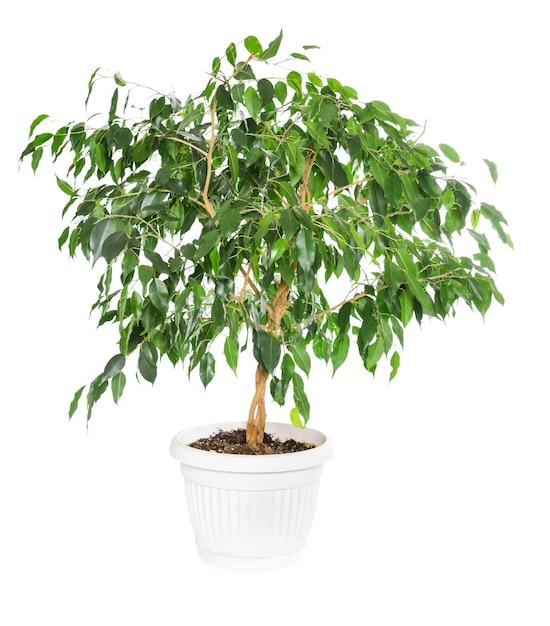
<box><xmin>169</xmin><ymin>421</ymin><xmax>334</xmax><ymax>473</ymax></box>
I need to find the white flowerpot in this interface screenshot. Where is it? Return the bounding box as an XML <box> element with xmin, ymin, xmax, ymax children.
<box><xmin>169</xmin><ymin>421</ymin><xmax>334</xmax><ymax>569</ymax></box>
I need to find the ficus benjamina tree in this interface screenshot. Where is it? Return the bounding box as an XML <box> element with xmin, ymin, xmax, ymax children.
<box><xmin>21</xmin><ymin>32</ymin><xmax>512</xmax><ymax>450</ymax></box>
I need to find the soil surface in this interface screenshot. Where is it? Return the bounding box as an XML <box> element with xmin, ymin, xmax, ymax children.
<box><xmin>189</xmin><ymin>428</ymin><xmax>317</xmax><ymax>455</ymax></box>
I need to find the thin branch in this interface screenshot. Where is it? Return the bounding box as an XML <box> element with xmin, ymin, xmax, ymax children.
<box><xmin>201</xmin><ymin>97</ymin><xmax>217</xmax><ymax>220</ymax></box>
<box><xmin>300</xmin><ymin>151</ymin><xmax>315</xmax><ymax>210</ymax></box>
<box><xmin>239</xmin><ymin>266</ymin><xmax>261</xmax><ymax>298</ymax></box>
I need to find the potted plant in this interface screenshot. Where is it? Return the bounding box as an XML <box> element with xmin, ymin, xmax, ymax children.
<box><xmin>21</xmin><ymin>32</ymin><xmax>511</xmax><ymax>568</ymax></box>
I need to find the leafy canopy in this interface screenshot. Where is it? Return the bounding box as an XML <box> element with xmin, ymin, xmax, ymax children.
<box><xmin>21</xmin><ymin>31</ymin><xmax>512</xmax><ymax>425</ymax></box>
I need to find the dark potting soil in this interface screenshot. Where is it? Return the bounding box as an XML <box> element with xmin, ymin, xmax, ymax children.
<box><xmin>189</xmin><ymin>428</ymin><xmax>317</xmax><ymax>455</ymax></box>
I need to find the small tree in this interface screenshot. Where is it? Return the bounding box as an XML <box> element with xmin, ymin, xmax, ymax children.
<box><xmin>21</xmin><ymin>32</ymin><xmax>511</xmax><ymax>450</ymax></box>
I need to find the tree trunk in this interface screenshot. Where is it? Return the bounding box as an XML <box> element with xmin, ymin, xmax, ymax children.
<box><xmin>246</xmin><ymin>364</ymin><xmax>269</xmax><ymax>449</ymax></box>
<box><xmin>245</xmin><ymin>279</ymin><xmax>290</xmax><ymax>449</ymax></box>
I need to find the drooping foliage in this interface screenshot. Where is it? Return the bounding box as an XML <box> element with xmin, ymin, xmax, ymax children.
<box><xmin>21</xmin><ymin>32</ymin><xmax>512</xmax><ymax>430</ymax></box>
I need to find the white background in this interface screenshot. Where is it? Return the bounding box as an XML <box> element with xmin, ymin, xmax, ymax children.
<box><xmin>1</xmin><ymin>1</ymin><xmax>548</xmax><ymax>624</ymax></box>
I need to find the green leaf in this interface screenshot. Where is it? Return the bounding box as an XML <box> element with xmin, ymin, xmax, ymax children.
<box><xmin>211</xmin><ymin>56</ymin><xmax>221</xmax><ymax>75</ymax></box>
<box><xmin>480</xmin><ymin>202</ymin><xmax>511</xmax><ymax>246</ymax></box>
<box><xmin>102</xmin><ymin>354</ymin><xmax>126</xmax><ymax>379</ymax></box>
<box><xmin>224</xmin><ymin>336</ymin><xmax>238</xmax><ymax>374</ymax></box>
<box><xmin>69</xmin><ymin>386</ymin><xmax>85</xmax><ymax>418</ymax></box>
<box><xmin>483</xmin><ymin>158</ymin><xmax>498</xmax><ymax>183</ymax></box>
<box><xmin>269</xmin><ymin>238</ymin><xmax>288</xmax><ymax>266</ymax></box>
<box><xmin>195</xmin><ymin>230</ymin><xmax>220</xmax><ymax>259</ymax></box>
<box><xmin>199</xmin><ymin>352</ymin><xmax>215</xmax><ymax>388</ymax></box>
<box><xmin>291</xmin><ymin>340</ymin><xmax>311</xmax><ymax>376</ymax></box>
<box><xmin>274</xmin><ymin>81</ymin><xmax>287</xmax><ymax>104</ymax></box>
<box><xmin>114</xmin><ymin>71</ymin><xmax>126</xmax><ymax>86</ymax></box>
<box><xmin>244</xmin><ymin>86</ymin><xmax>262</xmax><ymax>118</ymax></box>
<box><xmin>384</xmin><ymin>170</ymin><xmax>402</xmax><ymax>205</ymax></box>
<box><xmin>58</xmin><ymin>226</ymin><xmax>70</xmax><ymax>250</ymax></box>
<box><xmin>259</xmin><ymin>30</ymin><xmax>283</xmax><ymax>61</ymax></box>
<box><xmin>226</xmin><ymin>143</ymin><xmax>239</xmax><ymax>183</ymax></box>
<box><xmin>281</xmin><ymin>354</ymin><xmax>295</xmax><ymax>388</ymax></box>
<box><xmin>439</xmin><ymin>143</ymin><xmax>461</xmax><ymax>163</ymax></box>
<box><xmin>287</xmin><ymin>71</ymin><xmax>302</xmax><ymax>92</ymax></box>
<box><xmin>149</xmin><ymin>278</ymin><xmax>169</xmax><ymax>313</ymax></box>
<box><xmin>331</xmin><ymin>334</ymin><xmax>350</xmax><ymax>374</ymax></box>
<box><xmin>56</xmin><ymin>175</ymin><xmax>75</xmax><ymax>196</ymax></box>
<box><xmin>318</xmin><ymin>101</ymin><xmax>338</xmax><ymax>126</ymax></box>
<box><xmin>366</xmin><ymin>334</ymin><xmax>385</xmax><ymax>372</ymax></box>
<box><xmin>257</xmin><ymin>78</ymin><xmax>275</xmax><ymax>106</ymax></box>
<box><xmin>394</xmin><ymin>245</ymin><xmax>433</xmax><ymax>314</ymax></box>
<box><xmin>31</xmin><ymin>147</ymin><xmax>43</xmax><ymax>172</ymax></box>
<box><xmin>226</xmin><ymin>42</ymin><xmax>237</xmax><ymax>66</ymax></box>
<box><xmin>389</xmin><ymin>351</ymin><xmax>400</xmax><ymax>381</ymax></box>
<box><xmin>244</xmin><ymin>35</ymin><xmax>263</xmax><ymax>55</ymax></box>
<box><xmin>90</xmin><ymin>219</ymin><xmax>116</xmax><ymax>264</ymax></box>
<box><xmin>138</xmin><ymin>342</ymin><xmax>158</xmax><ymax>384</ymax></box>
<box><xmin>255</xmin><ymin>330</ymin><xmax>281</xmax><ymax>373</ymax></box>
<box><xmin>215</xmin><ymin>85</ymin><xmax>234</xmax><ymax>110</ymax></box>
<box><xmin>399</xmin><ymin>290</ymin><xmax>414</xmax><ymax>327</ymax></box>
<box><xmin>102</xmin><ymin>232</ymin><xmax>129</xmax><ymax>263</ymax></box>
<box><xmin>111</xmin><ymin>372</ymin><xmax>126</xmax><ymax>403</ymax></box>
<box><xmin>296</xmin><ymin>229</ymin><xmax>316</xmax><ymax>272</ymax></box>
<box><xmin>290</xmin><ymin>406</ymin><xmax>305</xmax><ymax>428</ymax></box>
<box><xmin>292</xmin><ymin>372</ymin><xmax>310</xmax><ymax>424</ymax></box>
<box><xmin>108</xmin><ymin>88</ymin><xmax>119</xmax><ymax>123</ymax></box>
<box><xmin>143</xmin><ymin>249</ymin><xmax>171</xmax><ymax>274</ymax></box>
<box><xmin>29</xmin><ymin>113</ymin><xmax>49</xmax><ymax>137</ymax></box>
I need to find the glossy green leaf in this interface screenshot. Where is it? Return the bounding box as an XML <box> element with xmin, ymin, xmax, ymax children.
<box><xmin>274</xmin><ymin>81</ymin><xmax>287</xmax><ymax>104</ymax></box>
<box><xmin>90</xmin><ymin>219</ymin><xmax>116</xmax><ymax>264</ymax></box>
<box><xmin>226</xmin><ymin>143</ymin><xmax>239</xmax><ymax>183</ymax></box>
<box><xmin>195</xmin><ymin>230</ymin><xmax>220</xmax><ymax>259</ymax></box>
<box><xmin>215</xmin><ymin>85</ymin><xmax>234</xmax><ymax>110</ymax></box>
<box><xmin>69</xmin><ymin>386</ymin><xmax>85</xmax><ymax>419</ymax></box>
<box><xmin>389</xmin><ymin>351</ymin><xmax>400</xmax><ymax>381</ymax></box>
<box><xmin>287</xmin><ymin>71</ymin><xmax>302</xmax><ymax>92</ymax></box>
<box><xmin>255</xmin><ymin>330</ymin><xmax>281</xmax><ymax>373</ymax></box>
<box><xmin>138</xmin><ymin>342</ymin><xmax>158</xmax><ymax>384</ymax></box>
<box><xmin>296</xmin><ymin>229</ymin><xmax>315</xmax><ymax>272</ymax></box>
<box><xmin>102</xmin><ymin>354</ymin><xmax>126</xmax><ymax>379</ymax></box>
<box><xmin>244</xmin><ymin>35</ymin><xmax>262</xmax><ymax>55</ymax></box>
<box><xmin>290</xmin><ymin>406</ymin><xmax>305</xmax><ymax>428</ymax></box>
<box><xmin>226</xmin><ymin>42</ymin><xmax>237</xmax><ymax>66</ymax></box>
<box><xmin>199</xmin><ymin>352</ymin><xmax>215</xmax><ymax>387</ymax></box>
<box><xmin>149</xmin><ymin>278</ymin><xmax>169</xmax><ymax>312</ymax></box>
<box><xmin>483</xmin><ymin>158</ymin><xmax>498</xmax><ymax>183</ymax></box>
<box><xmin>269</xmin><ymin>238</ymin><xmax>288</xmax><ymax>265</ymax></box>
<box><xmin>399</xmin><ymin>290</ymin><xmax>414</xmax><ymax>327</ymax></box>
<box><xmin>31</xmin><ymin>147</ymin><xmax>43</xmax><ymax>172</ymax></box>
<box><xmin>259</xmin><ymin>30</ymin><xmax>283</xmax><ymax>61</ymax></box>
<box><xmin>480</xmin><ymin>202</ymin><xmax>511</xmax><ymax>246</ymax></box>
<box><xmin>291</xmin><ymin>341</ymin><xmax>311</xmax><ymax>376</ymax></box>
<box><xmin>29</xmin><ymin>113</ymin><xmax>49</xmax><ymax>137</ymax></box>
<box><xmin>111</xmin><ymin>372</ymin><xmax>126</xmax><ymax>403</ymax></box>
<box><xmin>292</xmin><ymin>372</ymin><xmax>310</xmax><ymax>424</ymax></box>
<box><xmin>394</xmin><ymin>245</ymin><xmax>433</xmax><ymax>314</ymax></box>
<box><xmin>257</xmin><ymin>78</ymin><xmax>275</xmax><ymax>105</ymax></box>
<box><xmin>102</xmin><ymin>232</ymin><xmax>129</xmax><ymax>263</ymax></box>
<box><xmin>439</xmin><ymin>143</ymin><xmax>460</xmax><ymax>163</ymax></box>
<box><xmin>331</xmin><ymin>334</ymin><xmax>350</xmax><ymax>374</ymax></box>
<box><xmin>307</xmin><ymin>72</ymin><xmax>323</xmax><ymax>88</ymax></box>
<box><xmin>224</xmin><ymin>336</ymin><xmax>238</xmax><ymax>374</ymax></box>
<box><xmin>244</xmin><ymin>87</ymin><xmax>262</xmax><ymax>118</ymax></box>
<box><xmin>384</xmin><ymin>170</ymin><xmax>402</xmax><ymax>205</ymax></box>
<box><xmin>56</xmin><ymin>176</ymin><xmax>75</xmax><ymax>196</ymax></box>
